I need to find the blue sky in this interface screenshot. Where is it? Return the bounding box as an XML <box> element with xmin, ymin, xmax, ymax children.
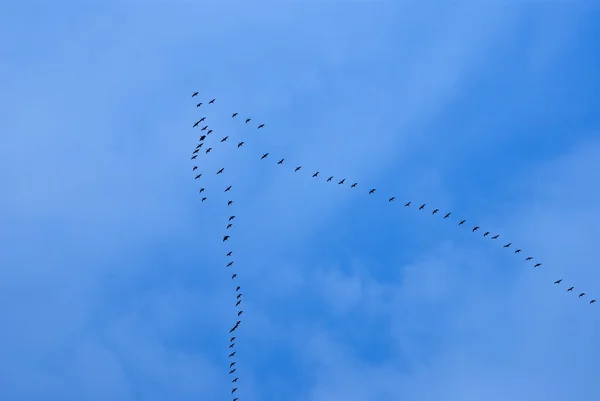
<box><xmin>1</xmin><ymin>1</ymin><xmax>600</xmax><ymax>401</ymax></box>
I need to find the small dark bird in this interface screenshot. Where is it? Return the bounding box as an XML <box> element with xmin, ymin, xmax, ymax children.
<box><xmin>229</xmin><ymin>215</ymin><xmax>235</xmax><ymax>221</ymax></box>
<box><xmin>232</xmin><ymin>378</ymin><xmax>238</xmax><ymax>383</ymax></box>
<box><xmin>419</xmin><ymin>204</ymin><xmax>425</xmax><ymax>210</ymax></box>
<box><xmin>227</xmin><ymin>251</ymin><xmax>232</xmax><ymax>256</ymax></box>
<box><xmin>201</xmin><ymin>197</ymin><xmax>207</xmax><ymax>202</ymax></box>
<box><xmin>209</xmin><ymin>98</ymin><xmax>215</xmax><ymax>104</ymax></box>
<box><xmin>472</xmin><ymin>226</ymin><xmax>480</xmax><ymax>232</ymax></box>
<box><xmin>579</xmin><ymin>293</ymin><xmax>585</xmax><ymax>298</ymax></box>
<box><xmin>228</xmin><ymin>200</ymin><xmax>233</xmax><ymax>206</ymax></box>
<box><xmin>526</xmin><ymin>256</ymin><xmax>533</xmax><ymax>260</ymax></box>
<box><xmin>192</xmin><ymin>92</ymin><xmax>199</xmax><ymax>97</ymax></box>
<box><xmin>338</xmin><ymin>179</ymin><xmax>345</xmax><ymax>185</ymax></box>
<box><xmin>514</xmin><ymin>249</ymin><xmax>521</xmax><ymax>253</ymax></box>
<box><xmin>491</xmin><ymin>235</ymin><xmax>499</xmax><ymax>239</ymax></box>
<box><xmin>236</xmin><ymin>286</ymin><xmax>240</xmax><ymax>291</ymax></box>
<box><xmin>444</xmin><ymin>212</ymin><xmax>451</xmax><ymax>218</ymax></box>
<box><xmin>432</xmin><ymin>209</ymin><xmax>439</xmax><ymax>214</ymax></box>
<box><xmin>195</xmin><ymin>174</ymin><xmax>202</xmax><ymax>179</ymax></box>
<box><xmin>206</xmin><ymin>148</ymin><xmax>212</xmax><ymax>153</ymax></box>
<box><xmin>369</xmin><ymin>189</ymin><xmax>376</xmax><ymax>194</ymax></box>
<box><xmin>229</xmin><ymin>369</ymin><xmax>236</xmax><ymax>374</ymax></box>
<box><xmin>327</xmin><ymin>176</ymin><xmax>333</xmax><ymax>182</ymax></box>
<box><xmin>193</xmin><ymin>166</ymin><xmax>198</xmax><ymax>171</ymax></box>
<box><xmin>201</xmin><ymin>125</ymin><xmax>208</xmax><ymax>131</ymax></box>
<box><xmin>232</xmin><ymin>388</ymin><xmax>237</xmax><ymax>394</ymax></box>
<box><xmin>258</xmin><ymin>124</ymin><xmax>265</xmax><ymax>129</ymax></box>
<box><xmin>223</xmin><ymin>235</ymin><xmax>230</xmax><ymax>242</ymax></box>
<box><xmin>191</xmin><ymin>155</ymin><xmax>197</xmax><ymax>160</ymax></box>
<box><xmin>458</xmin><ymin>220</ymin><xmax>466</xmax><ymax>226</ymax></box>
<box><xmin>236</xmin><ymin>294</ymin><xmax>242</xmax><ymax>299</ymax></box>
<box><xmin>534</xmin><ymin>263</ymin><xmax>542</xmax><ymax>267</ymax></box>
<box><xmin>313</xmin><ymin>172</ymin><xmax>319</xmax><ymax>178</ymax></box>
<box><xmin>229</xmin><ymin>352</ymin><xmax>236</xmax><ymax>357</ymax></box>
<box><xmin>591</xmin><ymin>300</ymin><xmax>596</xmax><ymax>304</ymax></box>
<box><xmin>405</xmin><ymin>201</ymin><xmax>411</xmax><ymax>207</ymax></box>
<box><xmin>221</xmin><ymin>136</ymin><xmax>228</xmax><ymax>142</ymax></box>
<box><xmin>232</xmin><ymin>113</ymin><xmax>238</xmax><ymax>118</ymax></box>
<box><xmin>199</xmin><ymin>117</ymin><xmax>206</xmax><ymax>122</ymax></box>
<box><xmin>245</xmin><ymin>118</ymin><xmax>251</xmax><ymax>123</ymax></box>
<box><xmin>193</xmin><ymin>121</ymin><xmax>200</xmax><ymax>127</ymax></box>
<box><xmin>238</xmin><ymin>142</ymin><xmax>244</xmax><ymax>147</ymax></box>
<box><xmin>503</xmin><ymin>243</ymin><xmax>511</xmax><ymax>248</ymax></box>
<box><xmin>226</xmin><ymin>262</ymin><xmax>233</xmax><ymax>268</ymax></box>
<box><xmin>199</xmin><ymin>188</ymin><xmax>205</xmax><ymax>193</ymax></box>
<box><xmin>261</xmin><ymin>153</ymin><xmax>269</xmax><ymax>160</ymax></box>
<box><xmin>226</xmin><ymin>224</ymin><xmax>232</xmax><ymax>229</ymax></box>
<box><xmin>389</xmin><ymin>197</ymin><xmax>395</xmax><ymax>202</ymax></box>
<box><xmin>193</xmin><ymin>149</ymin><xmax>199</xmax><ymax>154</ymax></box>
<box><xmin>568</xmin><ymin>287</ymin><xmax>574</xmax><ymax>292</ymax></box>
<box><xmin>351</xmin><ymin>183</ymin><xmax>357</xmax><ymax>188</ymax></box>
<box><xmin>232</xmin><ymin>274</ymin><xmax>237</xmax><ymax>279</ymax></box>
<box><xmin>229</xmin><ymin>326</ymin><xmax>237</xmax><ymax>333</ymax></box>
<box><xmin>217</xmin><ymin>168</ymin><xmax>225</xmax><ymax>174</ymax></box>
<box><xmin>236</xmin><ymin>300</ymin><xmax>241</xmax><ymax>306</ymax></box>
<box><xmin>207</xmin><ymin>129</ymin><xmax>213</xmax><ymax>135</ymax></box>
<box><xmin>277</xmin><ymin>159</ymin><xmax>284</xmax><ymax>164</ymax></box>
<box><xmin>238</xmin><ymin>310</ymin><xmax>243</xmax><ymax>316</ymax></box>
<box><xmin>229</xmin><ymin>343</ymin><xmax>235</xmax><ymax>348</ymax></box>
<box><xmin>554</xmin><ymin>279</ymin><xmax>562</xmax><ymax>284</ymax></box>
<box><xmin>200</xmin><ymin>135</ymin><xmax>206</xmax><ymax>141</ymax></box>
<box><xmin>295</xmin><ymin>166</ymin><xmax>302</xmax><ymax>172</ymax></box>
<box><xmin>230</xmin><ymin>337</ymin><xmax>236</xmax><ymax>342</ymax></box>
<box><xmin>483</xmin><ymin>232</ymin><xmax>489</xmax><ymax>237</ymax></box>
<box><xmin>225</xmin><ymin>186</ymin><xmax>232</xmax><ymax>192</ymax></box>
<box><xmin>229</xmin><ymin>362</ymin><xmax>235</xmax><ymax>368</ymax></box>
<box><xmin>196</xmin><ymin>102</ymin><xmax>202</xmax><ymax>107</ymax></box>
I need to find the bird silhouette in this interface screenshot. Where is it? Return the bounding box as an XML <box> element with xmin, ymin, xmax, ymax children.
<box><xmin>503</xmin><ymin>243</ymin><xmax>511</xmax><ymax>248</ymax></box>
<box><xmin>567</xmin><ymin>287</ymin><xmax>574</xmax><ymax>292</ymax></box>
<box><xmin>534</xmin><ymin>263</ymin><xmax>542</xmax><ymax>267</ymax></box>
<box><xmin>228</xmin><ymin>201</ymin><xmax>233</xmax><ymax>206</ymax></box>
<box><xmin>579</xmin><ymin>292</ymin><xmax>585</xmax><ymax>298</ymax></box>
<box><xmin>472</xmin><ymin>226</ymin><xmax>480</xmax><ymax>232</ymax></box>
<box><xmin>419</xmin><ymin>204</ymin><xmax>425</xmax><ymax>210</ymax></box>
<box><xmin>192</xmin><ymin>92</ymin><xmax>199</xmax><ymax>97</ymax></box>
<box><xmin>369</xmin><ymin>189</ymin><xmax>376</xmax><ymax>194</ymax></box>
<box><xmin>514</xmin><ymin>249</ymin><xmax>521</xmax><ymax>253</ymax></box>
<box><xmin>196</xmin><ymin>102</ymin><xmax>202</xmax><ymax>107</ymax></box>
<box><xmin>232</xmin><ymin>112</ymin><xmax>238</xmax><ymax>118</ymax></box>
<box><xmin>432</xmin><ymin>209</ymin><xmax>439</xmax><ymax>214</ymax></box>
<box><xmin>193</xmin><ymin>166</ymin><xmax>198</xmax><ymax>171</ymax></box>
<box><xmin>227</xmin><ymin>261</ymin><xmax>233</xmax><ymax>267</ymax></box>
<box><xmin>191</xmin><ymin>155</ymin><xmax>197</xmax><ymax>160</ymax></box>
<box><xmin>199</xmin><ymin>188</ymin><xmax>205</xmax><ymax>193</ymax></box>
<box><xmin>229</xmin><ymin>369</ymin><xmax>236</xmax><ymax>374</ymax></box>
<box><xmin>261</xmin><ymin>153</ymin><xmax>269</xmax><ymax>160</ymax></box>
<box><xmin>209</xmin><ymin>98</ymin><xmax>215</xmax><ymax>104</ymax></box>
<box><xmin>221</xmin><ymin>136</ymin><xmax>228</xmax><ymax>142</ymax></box>
<box><xmin>229</xmin><ymin>215</ymin><xmax>235</xmax><ymax>221</ymax></box>
<box><xmin>351</xmin><ymin>183</ymin><xmax>357</xmax><ymax>188</ymax></box>
<box><xmin>229</xmin><ymin>351</ymin><xmax>236</xmax><ymax>357</ymax></box>
<box><xmin>313</xmin><ymin>171</ymin><xmax>319</xmax><ymax>178</ymax></box>
<box><xmin>201</xmin><ymin>197</ymin><xmax>207</xmax><ymax>202</ymax></box>
<box><xmin>245</xmin><ymin>118</ymin><xmax>251</xmax><ymax>123</ymax></box>
<box><xmin>338</xmin><ymin>179</ymin><xmax>345</xmax><ymax>185</ymax></box>
<box><xmin>526</xmin><ymin>256</ymin><xmax>533</xmax><ymax>260</ymax></box>
<box><xmin>223</xmin><ymin>235</ymin><xmax>230</xmax><ymax>242</ymax></box>
<box><xmin>295</xmin><ymin>166</ymin><xmax>302</xmax><ymax>172</ymax></box>
<box><xmin>231</xmin><ymin>274</ymin><xmax>237</xmax><ymax>279</ymax></box>
<box><xmin>327</xmin><ymin>176</ymin><xmax>333</xmax><ymax>182</ymax></box>
<box><xmin>591</xmin><ymin>300</ymin><xmax>597</xmax><ymax>304</ymax></box>
<box><xmin>227</xmin><ymin>251</ymin><xmax>232</xmax><ymax>256</ymax></box>
<box><xmin>258</xmin><ymin>124</ymin><xmax>265</xmax><ymax>129</ymax></box>
<box><xmin>277</xmin><ymin>159</ymin><xmax>284</xmax><ymax>164</ymax></box>
<box><xmin>405</xmin><ymin>201</ymin><xmax>411</xmax><ymax>207</ymax></box>
<box><xmin>554</xmin><ymin>279</ymin><xmax>562</xmax><ymax>284</ymax></box>
<box><xmin>458</xmin><ymin>220</ymin><xmax>466</xmax><ymax>226</ymax></box>
<box><xmin>217</xmin><ymin>168</ymin><xmax>225</xmax><ymax>174</ymax></box>
<box><xmin>225</xmin><ymin>186</ymin><xmax>232</xmax><ymax>192</ymax></box>
<box><xmin>491</xmin><ymin>235</ymin><xmax>499</xmax><ymax>239</ymax></box>
<box><xmin>238</xmin><ymin>141</ymin><xmax>244</xmax><ymax>147</ymax></box>
<box><xmin>444</xmin><ymin>212</ymin><xmax>451</xmax><ymax>218</ymax></box>
<box><xmin>389</xmin><ymin>197</ymin><xmax>395</xmax><ymax>202</ymax></box>
<box><xmin>205</xmin><ymin>148</ymin><xmax>212</xmax><ymax>153</ymax></box>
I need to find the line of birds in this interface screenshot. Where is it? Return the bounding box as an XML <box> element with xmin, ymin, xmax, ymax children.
<box><xmin>188</xmin><ymin>90</ymin><xmax>596</xmax><ymax>398</ymax></box>
<box><xmin>191</xmin><ymin>92</ymin><xmax>242</xmax><ymax>401</ymax></box>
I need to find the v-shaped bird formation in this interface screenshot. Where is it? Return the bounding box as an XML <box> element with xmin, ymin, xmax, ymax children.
<box><xmin>188</xmin><ymin>91</ymin><xmax>595</xmax><ymax>401</ymax></box>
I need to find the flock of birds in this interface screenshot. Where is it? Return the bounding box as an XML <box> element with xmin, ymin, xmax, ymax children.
<box><xmin>188</xmin><ymin>90</ymin><xmax>596</xmax><ymax>400</ymax></box>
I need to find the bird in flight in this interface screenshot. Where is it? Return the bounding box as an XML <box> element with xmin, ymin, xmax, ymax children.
<box><xmin>201</xmin><ymin>125</ymin><xmax>208</xmax><ymax>131</ymax></box>
<box><xmin>199</xmin><ymin>117</ymin><xmax>206</xmax><ymax>122</ymax></box>
<box><xmin>196</xmin><ymin>102</ymin><xmax>202</xmax><ymax>107</ymax></box>
<box><xmin>195</xmin><ymin>174</ymin><xmax>202</xmax><ymax>179</ymax></box>
<box><xmin>458</xmin><ymin>220</ymin><xmax>466</xmax><ymax>226</ymax></box>
<box><xmin>444</xmin><ymin>212</ymin><xmax>451</xmax><ymax>218</ymax></box>
<box><xmin>245</xmin><ymin>118</ymin><xmax>251</xmax><ymax>123</ymax></box>
<box><xmin>405</xmin><ymin>201</ymin><xmax>411</xmax><ymax>207</ymax></box>
<box><xmin>483</xmin><ymin>231</ymin><xmax>489</xmax><ymax>237</ymax></box>
<box><xmin>229</xmin><ymin>215</ymin><xmax>236</xmax><ymax>221</ymax></box>
<box><xmin>313</xmin><ymin>172</ymin><xmax>319</xmax><ymax>178</ymax></box>
<box><xmin>295</xmin><ymin>166</ymin><xmax>302</xmax><ymax>172</ymax></box>
<box><xmin>236</xmin><ymin>294</ymin><xmax>242</xmax><ymax>299</ymax></box>
<box><xmin>238</xmin><ymin>141</ymin><xmax>244</xmax><ymax>148</ymax></box>
<box><xmin>192</xmin><ymin>149</ymin><xmax>199</xmax><ymax>154</ymax></box>
<box><xmin>192</xmin><ymin>92</ymin><xmax>199</xmax><ymax>97</ymax></box>
<box><xmin>491</xmin><ymin>235</ymin><xmax>499</xmax><ymax>239</ymax></box>
<box><xmin>191</xmin><ymin>155</ymin><xmax>197</xmax><ymax>160</ymax></box>
<box><xmin>261</xmin><ymin>153</ymin><xmax>269</xmax><ymax>160</ymax></box>
<box><xmin>351</xmin><ymin>183</ymin><xmax>357</xmax><ymax>188</ymax></box>
<box><xmin>226</xmin><ymin>224</ymin><xmax>232</xmax><ymax>229</ymax></box>
<box><xmin>258</xmin><ymin>124</ymin><xmax>265</xmax><ymax>129</ymax></box>
<box><xmin>225</xmin><ymin>185</ymin><xmax>232</xmax><ymax>192</ymax></box>
<box><xmin>227</xmin><ymin>251</ymin><xmax>232</xmax><ymax>256</ymax></box>
<box><xmin>567</xmin><ymin>287</ymin><xmax>574</xmax><ymax>292</ymax></box>
<box><xmin>201</xmin><ymin>197</ymin><xmax>207</xmax><ymax>202</ymax></box>
<box><xmin>199</xmin><ymin>188</ymin><xmax>205</xmax><ymax>193</ymax></box>
<box><xmin>236</xmin><ymin>286</ymin><xmax>240</xmax><ymax>291</ymax></box>
<box><xmin>229</xmin><ymin>343</ymin><xmax>235</xmax><ymax>348</ymax></box>
<box><xmin>525</xmin><ymin>256</ymin><xmax>533</xmax><ymax>260</ymax></box>
<box><xmin>579</xmin><ymin>292</ymin><xmax>585</xmax><ymax>298</ymax></box>
<box><xmin>223</xmin><ymin>235</ymin><xmax>230</xmax><ymax>242</ymax></box>
<box><xmin>591</xmin><ymin>300</ymin><xmax>597</xmax><ymax>304</ymax></box>
<box><xmin>503</xmin><ymin>243</ymin><xmax>511</xmax><ymax>248</ymax></box>
<box><xmin>432</xmin><ymin>209</ymin><xmax>439</xmax><ymax>214</ymax></box>
<box><xmin>230</xmin><ymin>336</ymin><xmax>236</xmax><ymax>342</ymax></box>
<box><xmin>238</xmin><ymin>310</ymin><xmax>243</xmax><ymax>316</ymax></box>
<box><xmin>205</xmin><ymin>148</ymin><xmax>212</xmax><ymax>153</ymax></box>
<box><xmin>228</xmin><ymin>200</ymin><xmax>233</xmax><ymax>206</ymax></box>
<box><xmin>232</xmin><ymin>113</ymin><xmax>238</xmax><ymax>118</ymax></box>
<box><xmin>232</xmin><ymin>273</ymin><xmax>237</xmax><ymax>279</ymax></box>
<box><xmin>236</xmin><ymin>300</ymin><xmax>241</xmax><ymax>306</ymax></box>
<box><xmin>232</xmin><ymin>388</ymin><xmax>238</xmax><ymax>394</ymax></box>
<box><xmin>199</xmin><ymin>135</ymin><xmax>206</xmax><ymax>141</ymax></box>
<box><xmin>229</xmin><ymin>351</ymin><xmax>236</xmax><ymax>357</ymax></box>
<box><xmin>389</xmin><ymin>197</ymin><xmax>395</xmax><ymax>202</ymax></box>
<box><xmin>221</xmin><ymin>136</ymin><xmax>228</xmax><ymax>142</ymax></box>
<box><xmin>472</xmin><ymin>226</ymin><xmax>480</xmax><ymax>232</ymax></box>
<box><xmin>217</xmin><ymin>168</ymin><xmax>225</xmax><ymax>174</ymax></box>
<box><xmin>277</xmin><ymin>159</ymin><xmax>284</xmax><ymax>164</ymax></box>
<box><xmin>209</xmin><ymin>98</ymin><xmax>215</xmax><ymax>104</ymax></box>
<box><xmin>229</xmin><ymin>369</ymin><xmax>236</xmax><ymax>374</ymax></box>
<box><xmin>534</xmin><ymin>263</ymin><xmax>542</xmax><ymax>267</ymax></box>
<box><xmin>193</xmin><ymin>120</ymin><xmax>200</xmax><ymax>127</ymax></box>
<box><xmin>554</xmin><ymin>279</ymin><xmax>562</xmax><ymax>284</ymax></box>
<box><xmin>193</xmin><ymin>166</ymin><xmax>198</xmax><ymax>171</ymax></box>
<box><xmin>369</xmin><ymin>189</ymin><xmax>376</xmax><ymax>194</ymax></box>
<box><xmin>419</xmin><ymin>204</ymin><xmax>425</xmax><ymax>210</ymax></box>
<box><xmin>207</xmin><ymin>129</ymin><xmax>213</xmax><ymax>135</ymax></box>
<box><xmin>338</xmin><ymin>179</ymin><xmax>345</xmax><ymax>185</ymax></box>
<box><xmin>514</xmin><ymin>249</ymin><xmax>521</xmax><ymax>253</ymax></box>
